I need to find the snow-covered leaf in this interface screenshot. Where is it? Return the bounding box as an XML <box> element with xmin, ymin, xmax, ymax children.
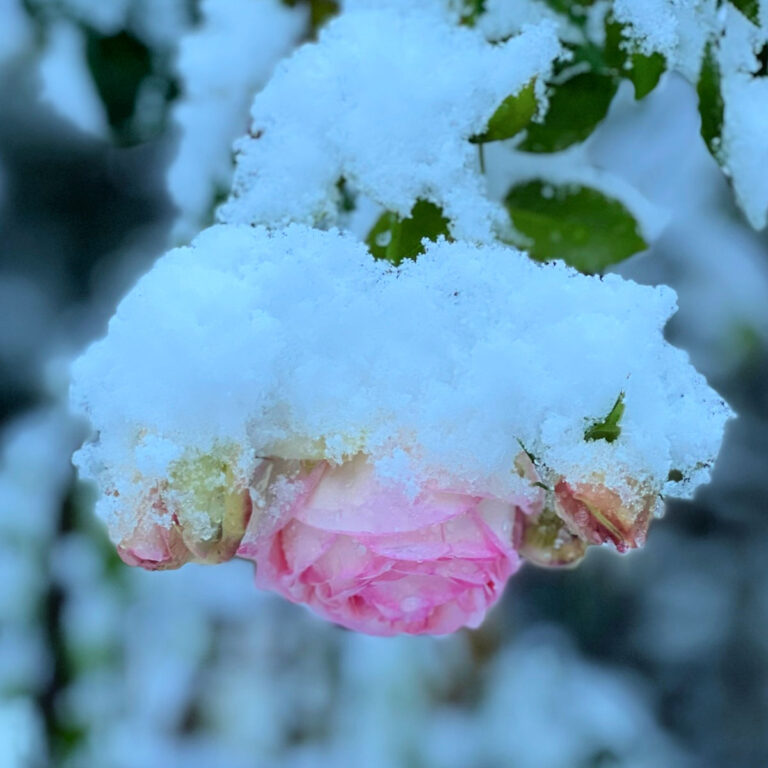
<box><xmin>604</xmin><ymin>16</ymin><xmax>666</xmax><ymax>100</ymax></box>
<box><xmin>517</xmin><ymin>72</ymin><xmax>617</xmax><ymax>153</ymax></box>
<box><xmin>470</xmin><ymin>81</ymin><xmax>537</xmax><ymax>144</ymax></box>
<box><xmin>220</xmin><ymin>6</ymin><xmax>561</xmax><ymax>242</ymax></box>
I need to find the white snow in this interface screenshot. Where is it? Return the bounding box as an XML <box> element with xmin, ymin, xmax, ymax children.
<box><xmin>613</xmin><ymin>0</ymin><xmax>718</xmax><ymax>81</ymax></box>
<box><xmin>167</xmin><ymin>0</ymin><xmax>306</xmax><ymax>243</ymax></box>
<box><xmin>37</xmin><ymin>21</ymin><xmax>109</xmax><ymax>138</ymax></box>
<box><xmin>71</xmin><ymin>223</ymin><xmax>731</xmax><ymax>546</ymax></box>
<box><xmin>614</xmin><ymin>0</ymin><xmax>768</xmax><ymax>230</ymax></box>
<box><xmin>478</xmin><ymin>0</ymin><xmax>578</xmax><ymax>43</ymax></box>
<box><xmin>719</xmin><ymin>9</ymin><xmax>768</xmax><ymax>229</ymax></box>
<box><xmin>219</xmin><ymin>5</ymin><xmax>562</xmax><ymax>242</ymax></box>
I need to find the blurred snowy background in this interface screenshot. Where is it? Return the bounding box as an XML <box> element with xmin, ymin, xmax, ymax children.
<box><xmin>1</xmin><ymin>1</ymin><xmax>768</xmax><ymax>766</ymax></box>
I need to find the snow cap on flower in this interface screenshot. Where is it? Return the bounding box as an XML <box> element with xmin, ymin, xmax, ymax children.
<box><xmin>71</xmin><ymin>223</ymin><xmax>732</xmax><ymax>565</ymax></box>
<box><xmin>218</xmin><ymin>4</ymin><xmax>562</xmax><ymax>242</ymax></box>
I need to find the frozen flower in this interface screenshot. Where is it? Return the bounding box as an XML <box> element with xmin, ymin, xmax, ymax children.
<box><xmin>237</xmin><ymin>455</ymin><xmax>523</xmax><ymax>635</ymax></box>
<box><xmin>108</xmin><ymin>444</ymin><xmax>254</xmax><ymax>570</ymax></box>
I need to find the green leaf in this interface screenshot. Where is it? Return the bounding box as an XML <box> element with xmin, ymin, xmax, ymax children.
<box><xmin>366</xmin><ymin>200</ymin><xmax>451</xmax><ymax>266</ymax></box>
<box><xmin>460</xmin><ymin>0</ymin><xmax>487</xmax><ymax>26</ymax></box>
<box><xmin>729</xmin><ymin>0</ymin><xmax>760</xmax><ymax>25</ymax></box>
<box><xmin>518</xmin><ymin>72</ymin><xmax>618</xmax><ymax>153</ymax></box>
<box><xmin>85</xmin><ymin>29</ymin><xmax>154</xmax><ymax>144</ymax></box>
<box><xmin>503</xmin><ymin>180</ymin><xmax>647</xmax><ymax>273</ymax></box>
<box><xmin>471</xmin><ymin>81</ymin><xmax>537</xmax><ymax>143</ymax></box>
<box><xmin>308</xmin><ymin>0</ymin><xmax>339</xmax><ymax>30</ymax></box>
<box><xmin>629</xmin><ymin>51</ymin><xmax>666</xmax><ymax>99</ymax></box>
<box><xmin>585</xmin><ymin>393</ymin><xmax>625</xmax><ymax>443</ymax></box>
<box><xmin>604</xmin><ymin>16</ymin><xmax>666</xmax><ymax>99</ymax></box>
<box><xmin>697</xmin><ymin>41</ymin><xmax>725</xmax><ymax>161</ymax></box>
<box><xmin>603</xmin><ymin>16</ymin><xmax>627</xmax><ymax>72</ymax></box>
<box><xmin>758</xmin><ymin>43</ymin><xmax>768</xmax><ymax>75</ymax></box>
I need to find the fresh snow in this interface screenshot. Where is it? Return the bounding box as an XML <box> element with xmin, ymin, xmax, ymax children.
<box><xmin>71</xmin><ymin>224</ymin><xmax>732</xmax><ymax>546</ymax></box>
<box><xmin>167</xmin><ymin>0</ymin><xmax>306</xmax><ymax>243</ymax></box>
<box><xmin>219</xmin><ymin>6</ymin><xmax>561</xmax><ymax>242</ymax></box>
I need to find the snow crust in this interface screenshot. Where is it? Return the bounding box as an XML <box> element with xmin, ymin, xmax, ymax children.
<box><xmin>218</xmin><ymin>6</ymin><xmax>562</xmax><ymax>242</ymax></box>
<box><xmin>71</xmin><ymin>224</ymin><xmax>732</xmax><ymax>545</ymax></box>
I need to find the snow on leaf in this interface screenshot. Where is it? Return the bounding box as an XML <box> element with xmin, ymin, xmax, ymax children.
<box><xmin>218</xmin><ymin>5</ymin><xmax>561</xmax><ymax>242</ymax></box>
<box><xmin>517</xmin><ymin>72</ymin><xmax>618</xmax><ymax>153</ymax></box>
<box><xmin>604</xmin><ymin>14</ymin><xmax>667</xmax><ymax>100</ymax></box>
<box><xmin>470</xmin><ymin>81</ymin><xmax>538</xmax><ymax>144</ymax></box>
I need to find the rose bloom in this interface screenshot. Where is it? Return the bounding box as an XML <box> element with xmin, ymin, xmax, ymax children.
<box><xmin>554</xmin><ymin>479</ymin><xmax>656</xmax><ymax>553</ymax></box>
<box><xmin>116</xmin><ymin>482</ymin><xmax>252</xmax><ymax>570</ymax></box>
<box><xmin>237</xmin><ymin>455</ymin><xmax>523</xmax><ymax>636</ymax></box>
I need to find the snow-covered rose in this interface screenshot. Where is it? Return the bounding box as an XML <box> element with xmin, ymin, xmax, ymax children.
<box><xmin>113</xmin><ymin>446</ymin><xmax>253</xmax><ymax>570</ymax></box>
<box><xmin>70</xmin><ymin>224</ymin><xmax>732</xmax><ymax>636</ymax></box>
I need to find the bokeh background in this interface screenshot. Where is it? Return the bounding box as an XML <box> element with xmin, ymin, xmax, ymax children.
<box><xmin>1</xmin><ymin>1</ymin><xmax>768</xmax><ymax>766</ymax></box>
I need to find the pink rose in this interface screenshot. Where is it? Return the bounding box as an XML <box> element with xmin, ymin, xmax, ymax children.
<box><xmin>237</xmin><ymin>456</ymin><xmax>522</xmax><ymax>636</ymax></box>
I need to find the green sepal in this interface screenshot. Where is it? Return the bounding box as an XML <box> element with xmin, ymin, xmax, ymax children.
<box><xmin>585</xmin><ymin>393</ymin><xmax>625</xmax><ymax>443</ymax></box>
